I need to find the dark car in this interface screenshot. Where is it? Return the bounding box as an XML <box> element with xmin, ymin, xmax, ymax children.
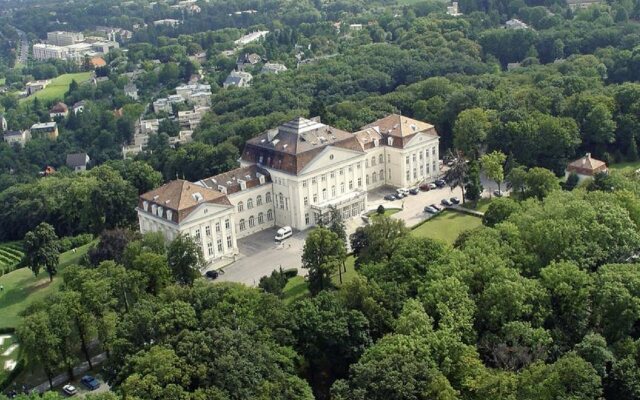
<box><xmin>450</xmin><ymin>197</ymin><xmax>461</xmax><ymax>204</ymax></box>
<box><xmin>435</xmin><ymin>179</ymin><xmax>447</xmax><ymax>188</ymax></box>
<box><xmin>419</xmin><ymin>183</ymin><xmax>431</xmax><ymax>191</ymax></box>
<box><xmin>395</xmin><ymin>192</ymin><xmax>406</xmax><ymax>199</ymax></box>
<box><xmin>431</xmin><ymin>204</ymin><xmax>443</xmax><ymax>211</ymax></box>
<box><xmin>205</xmin><ymin>270</ymin><xmax>219</xmax><ymax>279</ymax></box>
<box><xmin>384</xmin><ymin>194</ymin><xmax>396</xmax><ymax>201</ymax></box>
<box><xmin>409</xmin><ymin>187</ymin><xmax>420</xmax><ymax>195</ymax></box>
<box><xmin>80</xmin><ymin>375</ymin><xmax>100</xmax><ymax>391</ymax></box>
<box><xmin>424</xmin><ymin>206</ymin><xmax>438</xmax><ymax>214</ymax></box>
<box><xmin>441</xmin><ymin>198</ymin><xmax>452</xmax><ymax>206</ymax></box>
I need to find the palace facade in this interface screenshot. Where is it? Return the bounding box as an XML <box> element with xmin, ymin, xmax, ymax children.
<box><xmin>137</xmin><ymin>114</ymin><xmax>440</xmax><ymax>263</ymax></box>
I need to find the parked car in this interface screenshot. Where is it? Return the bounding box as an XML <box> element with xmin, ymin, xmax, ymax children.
<box><xmin>431</xmin><ymin>204</ymin><xmax>443</xmax><ymax>211</ymax></box>
<box><xmin>450</xmin><ymin>197</ymin><xmax>461</xmax><ymax>204</ymax></box>
<box><xmin>395</xmin><ymin>192</ymin><xmax>406</xmax><ymax>199</ymax></box>
<box><xmin>396</xmin><ymin>188</ymin><xmax>410</xmax><ymax>196</ymax></box>
<box><xmin>384</xmin><ymin>194</ymin><xmax>396</xmax><ymax>201</ymax></box>
<box><xmin>409</xmin><ymin>187</ymin><xmax>420</xmax><ymax>195</ymax></box>
<box><xmin>62</xmin><ymin>384</ymin><xmax>78</xmax><ymax>396</ymax></box>
<box><xmin>419</xmin><ymin>183</ymin><xmax>431</xmax><ymax>191</ymax></box>
<box><xmin>441</xmin><ymin>198</ymin><xmax>452</xmax><ymax>206</ymax></box>
<box><xmin>493</xmin><ymin>190</ymin><xmax>504</xmax><ymax>197</ymax></box>
<box><xmin>205</xmin><ymin>270</ymin><xmax>219</xmax><ymax>279</ymax></box>
<box><xmin>428</xmin><ymin>183</ymin><xmax>437</xmax><ymax>190</ymax></box>
<box><xmin>435</xmin><ymin>179</ymin><xmax>447</xmax><ymax>188</ymax></box>
<box><xmin>80</xmin><ymin>375</ymin><xmax>100</xmax><ymax>391</ymax></box>
<box><xmin>275</xmin><ymin>226</ymin><xmax>293</xmax><ymax>241</ymax></box>
<box><xmin>424</xmin><ymin>206</ymin><xmax>438</xmax><ymax>214</ymax></box>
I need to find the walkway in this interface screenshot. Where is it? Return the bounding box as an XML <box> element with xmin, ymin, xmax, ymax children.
<box><xmin>32</xmin><ymin>353</ymin><xmax>107</xmax><ymax>393</ymax></box>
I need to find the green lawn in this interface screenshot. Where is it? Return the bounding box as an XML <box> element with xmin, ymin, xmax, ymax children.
<box><xmin>282</xmin><ymin>276</ymin><xmax>308</xmax><ymax>304</ymax></box>
<box><xmin>20</xmin><ymin>72</ymin><xmax>92</xmax><ymax>103</ymax></box>
<box><xmin>610</xmin><ymin>161</ymin><xmax>640</xmax><ymax>171</ymax></box>
<box><xmin>411</xmin><ymin>211</ymin><xmax>483</xmax><ymax>244</ymax></box>
<box><xmin>460</xmin><ymin>198</ymin><xmax>493</xmax><ymax>213</ymax></box>
<box><xmin>0</xmin><ymin>242</ymin><xmax>93</xmax><ymax>330</ymax></box>
<box><xmin>367</xmin><ymin>208</ymin><xmax>401</xmax><ymax>217</ymax></box>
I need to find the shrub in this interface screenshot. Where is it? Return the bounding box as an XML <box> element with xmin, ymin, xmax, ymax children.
<box><xmin>377</xmin><ymin>205</ymin><xmax>385</xmax><ymax>215</ymax></box>
<box><xmin>258</xmin><ymin>268</ymin><xmax>289</xmax><ymax>297</ymax></box>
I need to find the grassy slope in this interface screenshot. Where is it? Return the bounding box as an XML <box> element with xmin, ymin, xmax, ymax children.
<box><xmin>20</xmin><ymin>72</ymin><xmax>92</xmax><ymax>103</ymax></box>
<box><xmin>0</xmin><ymin>242</ymin><xmax>93</xmax><ymax>330</ymax></box>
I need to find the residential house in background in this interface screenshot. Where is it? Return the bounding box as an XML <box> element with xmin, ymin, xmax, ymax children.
<box><xmin>3</xmin><ymin>130</ymin><xmax>31</xmax><ymax>146</ymax></box>
<box><xmin>447</xmin><ymin>2</ymin><xmax>462</xmax><ymax>16</ymax></box>
<box><xmin>176</xmin><ymin>83</ymin><xmax>212</xmax><ymax>106</ymax></box>
<box><xmin>178</xmin><ymin>106</ymin><xmax>210</xmax><ymax>130</ymax></box>
<box><xmin>124</xmin><ymin>83</ymin><xmax>139</xmax><ymax>100</ymax></box>
<box><xmin>565</xmin><ymin>153</ymin><xmax>608</xmax><ymax>182</ymax></box>
<box><xmin>66</xmin><ymin>152</ymin><xmax>90</xmax><ymax>172</ymax></box>
<box><xmin>566</xmin><ymin>0</ymin><xmax>603</xmax><ymax>10</ymax></box>
<box><xmin>25</xmin><ymin>80</ymin><xmax>50</xmax><ymax>95</ymax></box>
<box><xmin>153</xmin><ymin>19</ymin><xmax>181</xmax><ymax>27</ymax></box>
<box><xmin>505</xmin><ymin>18</ymin><xmax>529</xmax><ymax>29</ymax></box>
<box><xmin>236</xmin><ymin>53</ymin><xmax>261</xmax><ymax>71</ymax></box>
<box><xmin>169</xmin><ymin>130</ymin><xmax>194</xmax><ymax>147</ymax></box>
<box><xmin>261</xmin><ymin>63</ymin><xmax>288</xmax><ymax>74</ymax></box>
<box><xmin>49</xmin><ymin>102</ymin><xmax>69</xmax><ymax>119</ymax></box>
<box><xmin>72</xmin><ymin>101</ymin><xmax>87</xmax><ymax>114</ymax></box>
<box><xmin>30</xmin><ymin>122</ymin><xmax>59</xmax><ymax>140</ymax></box>
<box><xmin>223</xmin><ymin>71</ymin><xmax>253</xmax><ymax>88</ymax></box>
<box><xmin>234</xmin><ymin>31</ymin><xmax>269</xmax><ymax>46</ymax></box>
<box><xmin>47</xmin><ymin>31</ymin><xmax>84</xmax><ymax>46</ymax></box>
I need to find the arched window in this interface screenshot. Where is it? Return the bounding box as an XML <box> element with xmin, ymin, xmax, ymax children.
<box><xmin>266</xmin><ymin>192</ymin><xmax>272</xmax><ymax>203</ymax></box>
<box><xmin>239</xmin><ymin>219</ymin><xmax>246</xmax><ymax>231</ymax></box>
<box><xmin>256</xmin><ymin>195</ymin><xmax>262</xmax><ymax>206</ymax></box>
<box><xmin>249</xmin><ymin>215</ymin><xmax>255</xmax><ymax>227</ymax></box>
<box><xmin>237</xmin><ymin>201</ymin><xmax>244</xmax><ymax>212</ymax></box>
<box><xmin>258</xmin><ymin>212</ymin><xmax>264</xmax><ymax>224</ymax></box>
<box><xmin>379</xmin><ymin>154</ymin><xmax>383</xmax><ymax>164</ymax></box>
<box><xmin>380</xmin><ymin>169</ymin><xmax>384</xmax><ymax>180</ymax></box>
<box><xmin>372</xmin><ymin>172</ymin><xmax>377</xmax><ymax>182</ymax></box>
<box><xmin>247</xmin><ymin>198</ymin><xmax>254</xmax><ymax>209</ymax></box>
<box><xmin>267</xmin><ymin>209</ymin><xmax>273</xmax><ymax>221</ymax></box>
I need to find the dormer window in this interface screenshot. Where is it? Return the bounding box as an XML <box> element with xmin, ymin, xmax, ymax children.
<box><xmin>257</xmin><ymin>173</ymin><xmax>265</xmax><ymax>184</ymax></box>
<box><xmin>373</xmin><ymin>139</ymin><xmax>379</xmax><ymax>147</ymax></box>
<box><xmin>157</xmin><ymin>206</ymin><xmax>163</xmax><ymax>217</ymax></box>
<box><xmin>151</xmin><ymin>204</ymin><xmax>157</xmax><ymax>215</ymax></box>
<box><xmin>166</xmin><ymin>210</ymin><xmax>173</xmax><ymax>220</ymax></box>
<box><xmin>388</xmin><ymin>137</ymin><xmax>393</xmax><ymax>146</ymax></box>
<box><xmin>239</xmin><ymin>180</ymin><xmax>247</xmax><ymax>191</ymax></box>
<box><xmin>143</xmin><ymin>201</ymin><xmax>149</xmax><ymax>211</ymax></box>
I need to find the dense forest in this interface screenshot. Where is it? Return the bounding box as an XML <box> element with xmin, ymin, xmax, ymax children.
<box><xmin>5</xmin><ymin>169</ymin><xmax>640</xmax><ymax>400</ymax></box>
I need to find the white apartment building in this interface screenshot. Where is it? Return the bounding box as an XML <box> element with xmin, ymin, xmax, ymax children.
<box><xmin>47</xmin><ymin>31</ymin><xmax>84</xmax><ymax>46</ymax></box>
<box><xmin>137</xmin><ymin>115</ymin><xmax>439</xmax><ymax>263</ymax></box>
<box><xmin>33</xmin><ymin>44</ymin><xmax>68</xmax><ymax>61</ymax></box>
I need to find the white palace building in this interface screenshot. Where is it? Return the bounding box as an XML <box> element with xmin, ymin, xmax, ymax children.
<box><xmin>137</xmin><ymin>114</ymin><xmax>440</xmax><ymax>263</ymax></box>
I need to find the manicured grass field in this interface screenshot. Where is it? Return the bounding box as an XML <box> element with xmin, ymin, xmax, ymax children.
<box><xmin>411</xmin><ymin>211</ymin><xmax>483</xmax><ymax>244</ymax></box>
<box><xmin>0</xmin><ymin>242</ymin><xmax>93</xmax><ymax>330</ymax></box>
<box><xmin>461</xmin><ymin>198</ymin><xmax>492</xmax><ymax>213</ymax></box>
<box><xmin>282</xmin><ymin>276</ymin><xmax>308</xmax><ymax>304</ymax></box>
<box><xmin>20</xmin><ymin>72</ymin><xmax>92</xmax><ymax>103</ymax></box>
<box><xmin>367</xmin><ymin>208</ymin><xmax>401</xmax><ymax>217</ymax></box>
<box><xmin>610</xmin><ymin>161</ymin><xmax>640</xmax><ymax>171</ymax></box>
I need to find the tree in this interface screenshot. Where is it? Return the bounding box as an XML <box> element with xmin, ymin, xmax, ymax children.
<box><xmin>16</xmin><ymin>312</ymin><xmax>61</xmax><ymax>389</ymax></box>
<box><xmin>302</xmin><ymin>227</ymin><xmax>346</xmax><ymax>295</ymax></box>
<box><xmin>89</xmin><ymin>228</ymin><xmax>139</xmax><ymax>266</ymax></box>
<box><xmin>453</xmin><ymin>108</ymin><xmax>491</xmax><ymax>159</ymax></box>
<box><xmin>465</xmin><ymin>160</ymin><xmax>483</xmax><ymax>203</ymax></box>
<box><xmin>525</xmin><ymin>167</ymin><xmax>559</xmax><ymax>200</ymax></box>
<box><xmin>444</xmin><ymin>150</ymin><xmax>469</xmax><ymax>203</ymax></box>
<box><xmin>258</xmin><ymin>267</ymin><xmax>288</xmax><ymax>297</ymax></box>
<box><xmin>483</xmin><ymin>197</ymin><xmax>520</xmax><ymax>227</ymax></box>
<box><xmin>349</xmin><ymin>216</ymin><xmax>408</xmax><ymax>267</ymax></box>
<box><xmin>167</xmin><ymin>234</ymin><xmax>204</xmax><ymax>285</ymax></box>
<box><xmin>327</xmin><ymin>205</ymin><xmax>347</xmax><ymax>243</ymax></box>
<box><xmin>481</xmin><ymin>151</ymin><xmax>507</xmax><ymax>194</ymax></box>
<box><xmin>376</xmin><ymin>204</ymin><xmax>385</xmax><ymax>215</ymax></box>
<box><xmin>22</xmin><ymin>222</ymin><xmax>60</xmax><ymax>281</ymax></box>
<box><xmin>507</xmin><ymin>166</ymin><xmax>528</xmax><ymax>198</ymax></box>
<box><xmin>564</xmin><ymin>172</ymin><xmax>580</xmax><ymax>191</ymax></box>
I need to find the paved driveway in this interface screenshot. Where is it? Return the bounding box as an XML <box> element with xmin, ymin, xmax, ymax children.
<box><xmin>215</xmin><ymin>227</ymin><xmax>309</xmax><ymax>286</ymax></box>
<box><xmin>212</xmin><ymin>175</ymin><xmax>502</xmax><ymax>286</ymax></box>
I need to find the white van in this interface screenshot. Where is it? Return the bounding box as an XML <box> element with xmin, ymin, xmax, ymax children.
<box><xmin>275</xmin><ymin>226</ymin><xmax>293</xmax><ymax>242</ymax></box>
<box><xmin>396</xmin><ymin>188</ymin><xmax>410</xmax><ymax>196</ymax></box>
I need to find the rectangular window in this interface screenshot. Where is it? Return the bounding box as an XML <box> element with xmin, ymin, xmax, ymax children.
<box><xmin>313</xmin><ymin>194</ymin><xmax>318</xmax><ymax>203</ymax></box>
<box><xmin>207</xmin><ymin>242</ymin><xmax>213</xmax><ymax>256</ymax></box>
<box><xmin>432</xmin><ymin>147</ymin><xmax>436</xmax><ymax>156</ymax></box>
<box><xmin>195</xmin><ymin>229</ymin><xmax>201</xmax><ymax>240</ymax></box>
<box><xmin>205</xmin><ymin>226</ymin><xmax>211</xmax><ymax>236</ymax></box>
<box><xmin>357</xmin><ymin>163</ymin><xmax>361</xmax><ymax>169</ymax></box>
<box><xmin>227</xmin><ymin>236</ymin><xmax>232</xmax><ymax>249</ymax></box>
<box><xmin>225</xmin><ymin>219</ymin><xmax>230</xmax><ymax>229</ymax></box>
<box><xmin>322</xmin><ymin>189</ymin><xmax>327</xmax><ymax>200</ymax></box>
<box><xmin>413</xmin><ymin>168</ymin><xmax>417</xmax><ymax>179</ymax></box>
<box><xmin>341</xmin><ymin>182</ymin><xmax>345</xmax><ymax>193</ymax></box>
<box><xmin>420</xmin><ymin>165</ymin><xmax>424</xmax><ymax>175</ymax></box>
<box><xmin>371</xmin><ymin>157</ymin><xmax>376</xmax><ymax>166</ymax></box>
<box><xmin>419</xmin><ymin>152</ymin><xmax>423</xmax><ymax>160</ymax></box>
<box><xmin>406</xmin><ymin>170</ymin><xmax>410</xmax><ymax>180</ymax></box>
<box><xmin>304</xmin><ymin>196</ymin><xmax>309</xmax><ymax>206</ymax></box>
<box><xmin>365</xmin><ymin>159</ymin><xmax>369</xmax><ymax>168</ymax></box>
<box><xmin>406</xmin><ymin>156</ymin><xmax>410</xmax><ymax>164</ymax></box>
<box><xmin>215</xmin><ymin>223</ymin><xmax>220</xmax><ymax>232</ymax></box>
<box><xmin>305</xmin><ymin>213</ymin><xmax>310</xmax><ymax>225</ymax></box>
<box><xmin>349</xmin><ymin>180</ymin><xmax>353</xmax><ymax>189</ymax></box>
<box><xmin>217</xmin><ymin>238</ymin><xmax>223</xmax><ymax>252</ymax></box>
<box><xmin>332</xmin><ymin>186</ymin><xmax>336</xmax><ymax>197</ymax></box>
<box><xmin>321</xmin><ymin>174</ymin><xmax>326</xmax><ymax>182</ymax></box>
<box><xmin>427</xmin><ymin>164</ymin><xmax>430</xmax><ymax>174</ymax></box>
<box><xmin>330</xmin><ymin>171</ymin><xmax>335</xmax><ymax>178</ymax></box>
<box><xmin>312</xmin><ymin>177</ymin><xmax>317</xmax><ymax>184</ymax></box>
<box><xmin>412</xmin><ymin>154</ymin><xmax>416</xmax><ymax>162</ymax></box>
<box><xmin>302</xmin><ymin>180</ymin><xmax>307</xmax><ymax>188</ymax></box>
<box><xmin>357</xmin><ymin>178</ymin><xmax>362</xmax><ymax>187</ymax></box>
